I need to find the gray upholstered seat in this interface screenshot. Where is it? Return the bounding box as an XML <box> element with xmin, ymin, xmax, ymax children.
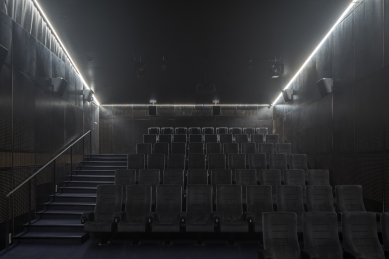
<box><xmin>283</xmin><ymin>169</ymin><xmax>305</xmax><ymax>186</ymax></box>
<box><xmin>208</xmin><ymin>154</ymin><xmax>226</xmax><ymax>170</ymax></box>
<box><xmin>306</xmin><ymin>185</ymin><xmax>334</xmax><ymax>212</ymax></box>
<box><xmin>235</xmin><ymin>134</ymin><xmax>249</xmax><ymax>144</ymax></box>
<box><xmin>219</xmin><ymin>134</ymin><xmax>233</xmax><ymax>144</ymax></box>
<box><xmin>186</xmin><ymin>185</ymin><xmax>214</xmax><ymax>232</ymax></box>
<box><xmin>242</xmin><ymin>143</ymin><xmax>256</xmax><ymax>157</ymax></box>
<box><xmin>251</xmin><ymin>134</ymin><xmax>265</xmax><ymax>144</ymax></box>
<box><xmin>136</xmin><ymin>143</ymin><xmax>152</xmax><ymax>156</ymax></box>
<box><xmin>216</xmin><ymin>185</ymin><xmax>248</xmax><ymax>232</ymax></box>
<box><xmin>173</xmin><ymin>134</ymin><xmax>187</xmax><ymax>143</ymax></box>
<box><xmin>148</xmin><ymin>127</ymin><xmax>160</xmax><ymax>135</ymax></box>
<box><xmin>153</xmin><ymin>142</ymin><xmax>169</xmax><ymax>157</ymax></box>
<box><xmin>223</xmin><ymin>143</ymin><xmax>239</xmax><ymax>156</ymax></box>
<box><xmin>188</xmin><ymin>127</ymin><xmax>201</xmax><ymax>135</ymax></box>
<box><xmin>206</xmin><ymin>142</ymin><xmax>221</xmax><ymax>154</ymax></box>
<box><xmin>163</xmin><ymin>169</ymin><xmax>184</xmax><ymax>187</ymax></box>
<box><xmin>204</xmin><ymin>134</ymin><xmax>218</xmax><ymax>144</ymax></box>
<box><xmin>269</xmin><ymin>153</ymin><xmax>287</xmax><ymax>171</ymax></box>
<box><xmin>189</xmin><ymin>134</ymin><xmax>202</xmax><ymax>143</ymax></box>
<box><xmin>259</xmin><ymin>169</ymin><xmax>281</xmax><ymax>202</ymax></box>
<box><xmin>128</xmin><ymin>154</ymin><xmax>145</xmax><ymax>173</ymax></box>
<box><xmin>289</xmin><ymin>154</ymin><xmax>308</xmax><ymax>178</ymax></box>
<box><xmin>211</xmin><ymin>169</ymin><xmax>232</xmax><ymax>193</ymax></box>
<box><xmin>188</xmin><ymin>154</ymin><xmax>206</xmax><ymax>169</ymax></box>
<box><xmin>143</xmin><ymin>134</ymin><xmax>157</xmax><ymax>144</ymax></box>
<box><xmin>307</xmin><ymin>169</ymin><xmax>330</xmax><ymax>185</ymax></box>
<box><xmin>83</xmin><ymin>185</ymin><xmax>123</xmax><ymax>233</ymax></box>
<box><xmin>114</xmin><ymin>169</ymin><xmax>136</xmax><ymax>202</ymax></box>
<box><xmin>187</xmin><ymin>169</ymin><xmax>208</xmax><ymax>185</ymax></box>
<box><xmin>335</xmin><ymin>185</ymin><xmax>366</xmax><ymax>212</ymax></box>
<box><xmin>228</xmin><ymin>154</ymin><xmax>246</xmax><ymax>182</ymax></box>
<box><xmin>117</xmin><ymin>185</ymin><xmax>152</xmax><ymax>232</ymax></box>
<box><xmin>246</xmin><ymin>185</ymin><xmax>273</xmax><ymax>232</ymax></box>
<box><xmin>249</xmin><ymin>154</ymin><xmax>267</xmax><ymax>180</ymax></box>
<box><xmin>161</xmin><ymin>127</ymin><xmax>174</xmax><ymax>135</ymax></box>
<box><xmin>188</xmin><ymin>142</ymin><xmax>204</xmax><ymax>154</ymax></box>
<box><xmin>235</xmin><ymin>169</ymin><xmax>256</xmax><ymax>204</ymax></box>
<box><xmin>265</xmin><ymin>134</ymin><xmax>279</xmax><ymax>144</ymax></box>
<box><xmin>152</xmin><ymin>185</ymin><xmax>182</xmax><ymax>232</ymax></box>
<box><xmin>202</xmin><ymin>127</ymin><xmax>214</xmax><ymax>135</ymax></box>
<box><xmin>216</xmin><ymin>127</ymin><xmax>228</xmax><ymax>134</ymax></box>
<box><xmin>260</xmin><ymin>212</ymin><xmax>300</xmax><ymax>259</ymax></box>
<box><xmin>302</xmin><ymin>212</ymin><xmax>342</xmax><ymax>258</ymax></box>
<box><xmin>256</xmin><ymin>127</ymin><xmax>268</xmax><ymax>135</ymax></box>
<box><xmin>275</xmin><ymin>143</ymin><xmax>292</xmax><ymax>155</ymax></box>
<box><xmin>167</xmin><ymin>154</ymin><xmax>185</xmax><ymax>170</ymax></box>
<box><xmin>342</xmin><ymin>212</ymin><xmax>384</xmax><ymax>259</ymax></box>
<box><xmin>243</xmin><ymin>127</ymin><xmax>255</xmax><ymax>135</ymax></box>
<box><xmin>147</xmin><ymin>154</ymin><xmax>165</xmax><ymax>172</ymax></box>
<box><xmin>138</xmin><ymin>169</ymin><xmax>160</xmax><ymax>205</ymax></box>
<box><xmin>171</xmin><ymin>142</ymin><xmax>186</xmax><ymax>155</ymax></box>
<box><xmin>175</xmin><ymin>127</ymin><xmax>187</xmax><ymax>135</ymax></box>
<box><xmin>258</xmin><ymin>143</ymin><xmax>274</xmax><ymax>155</ymax></box>
<box><xmin>159</xmin><ymin>134</ymin><xmax>172</xmax><ymax>144</ymax></box>
<box><xmin>229</xmin><ymin>127</ymin><xmax>242</xmax><ymax>136</ymax></box>
<box><xmin>380</xmin><ymin>212</ymin><xmax>389</xmax><ymax>255</ymax></box>
<box><xmin>276</xmin><ymin>185</ymin><xmax>305</xmax><ymax>228</ymax></box>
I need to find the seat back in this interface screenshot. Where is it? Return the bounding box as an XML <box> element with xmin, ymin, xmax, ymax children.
<box><xmin>128</xmin><ymin>154</ymin><xmax>145</xmax><ymax>171</ymax></box>
<box><xmin>186</xmin><ymin>185</ymin><xmax>213</xmax><ymax>223</ymax></box>
<box><xmin>115</xmin><ymin>170</ymin><xmax>136</xmax><ymax>201</ymax></box>
<box><xmin>189</xmin><ymin>134</ymin><xmax>202</xmax><ymax>143</ymax></box>
<box><xmin>246</xmin><ymin>186</ymin><xmax>273</xmax><ymax>223</ymax></box>
<box><xmin>188</xmin><ymin>127</ymin><xmax>201</xmax><ymax>135</ymax></box>
<box><xmin>206</xmin><ymin>142</ymin><xmax>221</xmax><ymax>154</ymax></box>
<box><xmin>277</xmin><ymin>185</ymin><xmax>305</xmax><ymax>225</ymax></box>
<box><xmin>167</xmin><ymin>154</ymin><xmax>185</xmax><ymax>170</ymax></box>
<box><xmin>342</xmin><ymin>212</ymin><xmax>384</xmax><ymax>258</ymax></box>
<box><xmin>136</xmin><ymin>143</ymin><xmax>152</xmax><ymax>155</ymax></box>
<box><xmin>158</xmin><ymin>134</ymin><xmax>172</xmax><ymax>144</ymax></box>
<box><xmin>163</xmin><ymin>169</ymin><xmax>184</xmax><ymax>187</ymax></box>
<box><xmin>223</xmin><ymin>143</ymin><xmax>239</xmax><ymax>156</ymax></box>
<box><xmin>269</xmin><ymin>153</ymin><xmax>287</xmax><ymax>170</ymax></box>
<box><xmin>259</xmin><ymin>169</ymin><xmax>281</xmax><ymax>197</ymax></box>
<box><xmin>208</xmin><ymin>154</ymin><xmax>226</xmax><ymax>169</ymax></box>
<box><xmin>94</xmin><ymin>185</ymin><xmax>123</xmax><ymax>222</ymax></box>
<box><xmin>173</xmin><ymin>134</ymin><xmax>187</xmax><ymax>143</ymax></box>
<box><xmin>228</xmin><ymin>154</ymin><xmax>246</xmax><ymax>171</ymax></box>
<box><xmin>275</xmin><ymin>143</ymin><xmax>292</xmax><ymax>155</ymax></box>
<box><xmin>335</xmin><ymin>185</ymin><xmax>366</xmax><ymax>212</ymax></box>
<box><xmin>229</xmin><ymin>127</ymin><xmax>242</xmax><ymax>136</ymax></box>
<box><xmin>251</xmin><ymin>134</ymin><xmax>264</xmax><ymax>144</ymax></box>
<box><xmin>187</xmin><ymin>169</ymin><xmax>208</xmax><ymax>185</ymax></box>
<box><xmin>242</xmin><ymin>143</ymin><xmax>256</xmax><ymax>156</ymax></box>
<box><xmin>155</xmin><ymin>185</ymin><xmax>182</xmax><ymax>223</ymax></box>
<box><xmin>204</xmin><ymin>134</ymin><xmax>218</xmax><ymax>144</ymax></box>
<box><xmin>308</xmin><ymin>169</ymin><xmax>330</xmax><ymax>185</ymax></box>
<box><xmin>219</xmin><ymin>134</ymin><xmax>233</xmax><ymax>144</ymax></box>
<box><xmin>143</xmin><ymin>134</ymin><xmax>157</xmax><ymax>144</ymax></box>
<box><xmin>211</xmin><ymin>170</ymin><xmax>232</xmax><ymax>193</ymax></box>
<box><xmin>216</xmin><ymin>127</ymin><xmax>228</xmax><ymax>134</ymax></box>
<box><xmin>188</xmin><ymin>143</ymin><xmax>204</xmax><ymax>154</ymax></box>
<box><xmin>153</xmin><ymin>142</ymin><xmax>169</xmax><ymax>156</ymax></box>
<box><xmin>147</xmin><ymin>154</ymin><xmax>165</xmax><ymax>171</ymax></box>
<box><xmin>258</xmin><ymin>143</ymin><xmax>274</xmax><ymax>155</ymax></box>
<box><xmin>289</xmin><ymin>154</ymin><xmax>308</xmax><ymax>178</ymax></box>
<box><xmin>284</xmin><ymin>169</ymin><xmax>305</xmax><ymax>186</ymax></box>
<box><xmin>202</xmin><ymin>127</ymin><xmax>214</xmax><ymax>135</ymax></box>
<box><xmin>235</xmin><ymin>169</ymin><xmax>256</xmax><ymax>201</ymax></box>
<box><xmin>188</xmin><ymin>154</ymin><xmax>206</xmax><ymax>169</ymax></box>
<box><xmin>161</xmin><ymin>127</ymin><xmax>174</xmax><ymax>134</ymax></box>
<box><xmin>138</xmin><ymin>169</ymin><xmax>160</xmax><ymax>200</ymax></box>
<box><xmin>256</xmin><ymin>127</ymin><xmax>268</xmax><ymax>135</ymax></box>
<box><xmin>248</xmin><ymin>154</ymin><xmax>267</xmax><ymax>174</ymax></box>
<box><xmin>303</xmin><ymin>212</ymin><xmax>342</xmax><ymax>259</ymax></box>
<box><xmin>148</xmin><ymin>127</ymin><xmax>160</xmax><ymax>135</ymax></box>
<box><xmin>381</xmin><ymin>212</ymin><xmax>389</xmax><ymax>250</ymax></box>
<box><xmin>124</xmin><ymin>185</ymin><xmax>152</xmax><ymax>223</ymax></box>
<box><xmin>266</xmin><ymin>134</ymin><xmax>279</xmax><ymax>144</ymax></box>
<box><xmin>243</xmin><ymin>127</ymin><xmax>255</xmax><ymax>135</ymax></box>
<box><xmin>235</xmin><ymin>134</ymin><xmax>249</xmax><ymax>144</ymax></box>
<box><xmin>171</xmin><ymin>143</ymin><xmax>186</xmax><ymax>155</ymax></box>
<box><xmin>216</xmin><ymin>185</ymin><xmax>243</xmax><ymax>222</ymax></box>
<box><xmin>175</xmin><ymin>127</ymin><xmax>187</xmax><ymax>135</ymax></box>
<box><xmin>306</xmin><ymin>185</ymin><xmax>334</xmax><ymax>212</ymax></box>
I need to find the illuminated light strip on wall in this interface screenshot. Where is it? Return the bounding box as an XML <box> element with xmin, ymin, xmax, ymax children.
<box><xmin>33</xmin><ymin>0</ymin><xmax>100</xmax><ymax>106</ymax></box>
<box><xmin>101</xmin><ymin>104</ymin><xmax>270</xmax><ymax>107</ymax></box>
<box><xmin>271</xmin><ymin>2</ymin><xmax>358</xmax><ymax>106</ymax></box>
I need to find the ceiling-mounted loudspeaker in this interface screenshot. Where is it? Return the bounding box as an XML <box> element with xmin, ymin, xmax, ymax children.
<box><xmin>212</xmin><ymin>106</ymin><xmax>221</xmax><ymax>116</ymax></box>
<box><xmin>0</xmin><ymin>44</ymin><xmax>9</xmax><ymax>73</ymax></box>
<box><xmin>51</xmin><ymin>77</ymin><xmax>68</xmax><ymax>96</ymax></box>
<box><xmin>148</xmin><ymin>106</ymin><xmax>157</xmax><ymax>116</ymax></box>
<box><xmin>84</xmin><ymin>89</ymin><xmax>94</xmax><ymax>102</ymax></box>
<box><xmin>282</xmin><ymin>89</ymin><xmax>295</xmax><ymax>102</ymax></box>
<box><xmin>316</xmin><ymin>78</ymin><xmax>333</xmax><ymax>97</ymax></box>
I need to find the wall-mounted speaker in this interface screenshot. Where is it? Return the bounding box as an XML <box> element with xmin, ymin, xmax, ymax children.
<box><xmin>316</xmin><ymin>78</ymin><xmax>333</xmax><ymax>97</ymax></box>
<box><xmin>52</xmin><ymin>77</ymin><xmax>68</xmax><ymax>96</ymax></box>
<box><xmin>84</xmin><ymin>89</ymin><xmax>94</xmax><ymax>102</ymax></box>
<box><xmin>282</xmin><ymin>89</ymin><xmax>295</xmax><ymax>102</ymax></box>
<box><xmin>149</xmin><ymin>106</ymin><xmax>157</xmax><ymax>116</ymax></box>
<box><xmin>212</xmin><ymin>106</ymin><xmax>221</xmax><ymax>116</ymax></box>
<box><xmin>0</xmin><ymin>44</ymin><xmax>9</xmax><ymax>73</ymax></box>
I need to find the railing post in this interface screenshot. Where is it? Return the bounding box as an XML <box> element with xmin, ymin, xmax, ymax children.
<box><xmin>5</xmin><ymin>197</ymin><xmax>9</xmax><ymax>250</ymax></box>
<box><xmin>90</xmin><ymin>130</ymin><xmax>92</xmax><ymax>155</ymax></box>
<box><xmin>53</xmin><ymin>160</ymin><xmax>56</xmax><ymax>201</ymax></box>
<box><xmin>28</xmin><ymin>180</ymin><xmax>31</xmax><ymax>227</ymax></box>
<box><xmin>70</xmin><ymin>146</ymin><xmax>73</xmax><ymax>181</ymax></box>
<box><xmin>83</xmin><ymin>136</ymin><xmax>85</xmax><ymax>161</ymax></box>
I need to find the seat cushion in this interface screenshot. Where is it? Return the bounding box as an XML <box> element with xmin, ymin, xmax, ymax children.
<box><xmin>117</xmin><ymin>221</ymin><xmax>146</xmax><ymax>232</ymax></box>
<box><xmin>220</xmin><ymin>221</ymin><xmax>248</xmax><ymax>232</ymax></box>
<box><xmin>84</xmin><ymin>221</ymin><xmax>113</xmax><ymax>232</ymax></box>
<box><xmin>152</xmin><ymin>222</ymin><xmax>180</xmax><ymax>232</ymax></box>
<box><xmin>186</xmin><ymin>222</ymin><xmax>214</xmax><ymax>232</ymax></box>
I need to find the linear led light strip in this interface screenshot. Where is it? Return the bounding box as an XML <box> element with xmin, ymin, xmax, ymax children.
<box><xmin>33</xmin><ymin>0</ymin><xmax>100</xmax><ymax>106</ymax></box>
<box><xmin>101</xmin><ymin>104</ymin><xmax>270</xmax><ymax>107</ymax></box>
<box><xmin>271</xmin><ymin>1</ymin><xmax>358</xmax><ymax>106</ymax></box>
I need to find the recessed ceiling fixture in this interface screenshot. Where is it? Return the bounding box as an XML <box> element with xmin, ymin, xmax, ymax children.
<box><xmin>161</xmin><ymin>56</ymin><xmax>167</xmax><ymax>71</ymax></box>
<box><xmin>33</xmin><ymin>0</ymin><xmax>100</xmax><ymax>106</ymax></box>
<box><xmin>247</xmin><ymin>59</ymin><xmax>254</xmax><ymax>71</ymax></box>
<box><xmin>270</xmin><ymin>2</ymin><xmax>357</xmax><ymax>106</ymax></box>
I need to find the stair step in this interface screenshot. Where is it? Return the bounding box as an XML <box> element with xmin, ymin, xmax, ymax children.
<box><xmin>51</xmin><ymin>193</ymin><xmax>97</xmax><ymax>203</ymax></box>
<box><xmin>71</xmin><ymin>175</ymin><xmax>115</xmax><ymax>181</ymax></box>
<box><xmin>15</xmin><ymin>231</ymin><xmax>88</xmax><ymax>244</ymax></box>
<box><xmin>24</xmin><ymin>219</ymin><xmax>83</xmax><ymax>232</ymax></box>
<box><xmin>59</xmin><ymin>186</ymin><xmax>98</xmax><ymax>194</ymax></box>
<box><xmin>44</xmin><ymin>202</ymin><xmax>96</xmax><ymax>210</ymax></box>
<box><xmin>85</xmin><ymin>157</ymin><xmax>127</xmax><ymax>162</ymax></box>
<box><xmin>81</xmin><ymin>161</ymin><xmax>127</xmax><ymax>166</ymax></box>
<box><xmin>73</xmin><ymin>170</ymin><xmax>115</xmax><ymax>176</ymax></box>
<box><xmin>37</xmin><ymin>210</ymin><xmax>85</xmax><ymax>219</ymax></box>
<box><xmin>64</xmin><ymin>181</ymin><xmax>114</xmax><ymax>187</ymax></box>
<box><xmin>79</xmin><ymin>166</ymin><xmax>127</xmax><ymax>170</ymax></box>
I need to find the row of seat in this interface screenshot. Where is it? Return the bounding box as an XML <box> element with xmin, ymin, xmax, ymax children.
<box><xmin>148</xmin><ymin>127</ymin><xmax>269</xmax><ymax>136</ymax></box>
<box><xmin>143</xmin><ymin>134</ymin><xmax>278</xmax><ymax>144</ymax></box>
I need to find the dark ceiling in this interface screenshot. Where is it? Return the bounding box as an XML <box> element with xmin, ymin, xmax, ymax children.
<box><xmin>38</xmin><ymin>0</ymin><xmax>351</xmax><ymax>105</ymax></box>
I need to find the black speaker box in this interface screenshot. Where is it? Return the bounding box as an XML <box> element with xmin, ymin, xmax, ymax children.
<box><xmin>149</xmin><ymin>106</ymin><xmax>157</xmax><ymax>116</ymax></box>
<box><xmin>212</xmin><ymin>106</ymin><xmax>221</xmax><ymax>116</ymax></box>
<box><xmin>0</xmin><ymin>44</ymin><xmax>8</xmax><ymax>72</ymax></box>
<box><xmin>282</xmin><ymin>89</ymin><xmax>294</xmax><ymax>102</ymax></box>
<box><xmin>317</xmin><ymin>78</ymin><xmax>333</xmax><ymax>97</ymax></box>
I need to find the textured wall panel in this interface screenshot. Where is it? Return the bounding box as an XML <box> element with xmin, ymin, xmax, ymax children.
<box><xmin>302</xmin><ymin>58</ymin><xmax>319</xmax><ymax>103</ymax></box>
<box><xmin>315</xmin><ymin>34</ymin><xmax>332</xmax><ymax>79</ymax></box>
<box><xmin>51</xmin><ymin>96</ymin><xmax>65</xmax><ymax>153</ymax></box>
<box><xmin>332</xmin><ymin>154</ymin><xmax>354</xmax><ymax>185</ymax></box>
<box><xmin>0</xmin><ymin>169</ymin><xmax>12</xmax><ymax>223</ymax></box>
<box><xmin>386</xmin><ymin>154</ymin><xmax>389</xmax><ymax>211</ymax></box>
<box><xmin>75</xmin><ymin>75</ymin><xmax>83</xmax><ymax>109</ymax></box>
<box><xmin>0</xmin><ymin>11</ymin><xmax>12</xmax><ymax>66</ymax></box>
<box><xmin>21</xmin><ymin>0</ymin><xmax>33</xmax><ymax>33</ymax></box>
<box><xmin>35</xmin><ymin>87</ymin><xmax>52</xmax><ymax>154</ymax></box>
<box><xmin>13</xmin><ymin>167</ymin><xmax>35</xmax><ymax>217</ymax></box>
<box><xmin>291</xmin><ymin>73</ymin><xmax>304</xmax><ymax>108</ymax></box>
<box><xmin>112</xmin><ymin>118</ymin><xmax>132</xmax><ymax>154</ymax></box>
<box><xmin>315</xmin><ymin>94</ymin><xmax>332</xmax><ymax>154</ymax></box>
<box><xmin>333</xmin><ymin>89</ymin><xmax>354</xmax><ymax>153</ymax></box>
<box><xmin>192</xmin><ymin>105</ymin><xmax>212</xmax><ymax>116</ymax></box>
<box><xmin>0</xmin><ymin>65</ymin><xmax>12</xmax><ymax>157</ymax></box>
<box><xmin>385</xmin><ymin>0</ymin><xmax>389</xmax><ymax>65</ymax></box>
<box><xmin>35</xmin><ymin>41</ymin><xmax>52</xmax><ymax>79</ymax></box>
<box><xmin>64</xmin><ymin>104</ymin><xmax>77</xmax><ymax>143</ymax></box>
<box><xmin>157</xmin><ymin>106</ymin><xmax>174</xmax><ymax>116</ymax></box>
<box><xmin>12</xmin><ymin>21</ymin><xmax>36</xmax><ymax>76</ymax></box>
<box><xmin>51</xmin><ymin>54</ymin><xmax>65</xmax><ymax>80</ymax></box>
<box><xmin>175</xmin><ymin>106</ymin><xmax>194</xmax><ymax>116</ymax></box>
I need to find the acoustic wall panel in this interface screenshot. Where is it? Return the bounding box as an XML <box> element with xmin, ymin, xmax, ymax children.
<box><xmin>333</xmin><ymin>90</ymin><xmax>354</xmax><ymax>153</ymax></box>
<box><xmin>112</xmin><ymin>118</ymin><xmax>132</xmax><ymax>154</ymax></box>
<box><xmin>35</xmin><ymin>87</ymin><xmax>52</xmax><ymax>154</ymax></box>
<box><xmin>64</xmin><ymin>104</ymin><xmax>77</xmax><ymax>143</ymax></box>
<box><xmin>35</xmin><ymin>40</ymin><xmax>52</xmax><ymax>79</ymax></box>
<box><xmin>12</xmin><ymin>21</ymin><xmax>36</xmax><ymax>76</ymax></box>
<box><xmin>332</xmin><ymin>154</ymin><xmax>354</xmax><ymax>186</ymax></box>
<box><xmin>315</xmin><ymin>34</ymin><xmax>333</xmax><ymax>79</ymax></box>
<box><xmin>0</xmin><ymin>65</ymin><xmax>12</xmax><ymax>158</ymax></box>
<box><xmin>51</xmin><ymin>54</ymin><xmax>65</xmax><ymax>81</ymax></box>
<box><xmin>0</xmin><ymin>11</ymin><xmax>12</xmax><ymax>66</ymax></box>
<box><xmin>302</xmin><ymin>58</ymin><xmax>319</xmax><ymax>103</ymax></box>
<box><xmin>386</xmin><ymin>0</ymin><xmax>389</xmax><ymax>66</ymax></box>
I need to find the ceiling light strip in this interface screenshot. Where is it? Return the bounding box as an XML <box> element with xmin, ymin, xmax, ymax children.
<box><xmin>271</xmin><ymin>2</ymin><xmax>357</xmax><ymax>106</ymax></box>
<box><xmin>33</xmin><ymin>0</ymin><xmax>100</xmax><ymax>106</ymax></box>
<box><xmin>101</xmin><ymin>104</ymin><xmax>270</xmax><ymax>107</ymax></box>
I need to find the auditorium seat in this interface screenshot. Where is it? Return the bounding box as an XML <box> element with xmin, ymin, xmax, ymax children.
<box><xmin>117</xmin><ymin>185</ymin><xmax>152</xmax><ymax>234</ymax></box>
<box><xmin>138</xmin><ymin>169</ymin><xmax>160</xmax><ymax>206</ymax></box>
<box><xmin>216</xmin><ymin>127</ymin><xmax>228</xmax><ymax>134</ymax></box>
<box><xmin>306</xmin><ymin>185</ymin><xmax>334</xmax><ymax>212</ymax></box>
<box><xmin>335</xmin><ymin>185</ymin><xmax>366</xmax><ymax>212</ymax></box>
<box><xmin>269</xmin><ymin>153</ymin><xmax>287</xmax><ymax>171</ymax></box>
<box><xmin>275</xmin><ymin>143</ymin><xmax>292</xmax><ymax>155</ymax></box>
<box><xmin>152</xmin><ymin>185</ymin><xmax>183</xmax><ymax>233</ymax></box>
<box><xmin>171</xmin><ymin>143</ymin><xmax>186</xmax><ymax>155</ymax></box>
<box><xmin>259</xmin><ymin>170</ymin><xmax>281</xmax><ymax>204</ymax></box>
<box><xmin>259</xmin><ymin>212</ymin><xmax>300</xmax><ymax>259</ymax></box>
<box><xmin>186</xmin><ymin>185</ymin><xmax>214</xmax><ymax>233</ymax></box>
<box><xmin>167</xmin><ymin>154</ymin><xmax>185</xmax><ymax>170</ymax></box>
<box><xmin>202</xmin><ymin>127</ymin><xmax>214</xmax><ymax>135</ymax></box>
<box><xmin>289</xmin><ymin>154</ymin><xmax>308</xmax><ymax>178</ymax></box>
<box><xmin>256</xmin><ymin>127</ymin><xmax>268</xmax><ymax>135</ymax></box>
<box><xmin>173</xmin><ymin>134</ymin><xmax>187</xmax><ymax>143</ymax></box>
<box><xmin>188</xmin><ymin>154</ymin><xmax>206</xmax><ymax>169</ymax></box>
<box><xmin>128</xmin><ymin>154</ymin><xmax>145</xmax><ymax>173</ymax></box>
<box><xmin>229</xmin><ymin>127</ymin><xmax>242</xmax><ymax>136</ymax></box>
<box><xmin>161</xmin><ymin>127</ymin><xmax>174</xmax><ymax>134</ymax></box>
<box><xmin>208</xmin><ymin>154</ymin><xmax>226</xmax><ymax>169</ymax></box>
<box><xmin>148</xmin><ymin>127</ymin><xmax>160</xmax><ymax>135</ymax></box>
<box><xmin>189</xmin><ymin>134</ymin><xmax>203</xmax><ymax>143</ymax></box>
<box><xmin>228</xmin><ymin>154</ymin><xmax>246</xmax><ymax>181</ymax></box>
<box><xmin>248</xmin><ymin>154</ymin><xmax>267</xmax><ymax>178</ymax></box>
<box><xmin>216</xmin><ymin>185</ymin><xmax>248</xmax><ymax>233</ymax></box>
<box><xmin>283</xmin><ymin>169</ymin><xmax>305</xmax><ymax>186</ymax></box>
<box><xmin>223</xmin><ymin>143</ymin><xmax>239</xmax><ymax>157</ymax></box>
<box><xmin>251</xmin><ymin>134</ymin><xmax>265</xmax><ymax>144</ymax></box>
<box><xmin>211</xmin><ymin>170</ymin><xmax>232</xmax><ymax>195</ymax></box>
<box><xmin>153</xmin><ymin>142</ymin><xmax>169</xmax><ymax>157</ymax></box>
<box><xmin>188</xmin><ymin>143</ymin><xmax>204</xmax><ymax>154</ymax></box>
<box><xmin>342</xmin><ymin>212</ymin><xmax>384</xmax><ymax>258</ymax></box>
<box><xmin>187</xmin><ymin>169</ymin><xmax>208</xmax><ymax>185</ymax></box>
<box><xmin>380</xmin><ymin>213</ymin><xmax>389</xmax><ymax>256</ymax></box>
<box><xmin>147</xmin><ymin>154</ymin><xmax>165</xmax><ymax>173</ymax></box>
<box><xmin>242</xmin><ymin>143</ymin><xmax>256</xmax><ymax>158</ymax></box>
<box><xmin>277</xmin><ymin>185</ymin><xmax>305</xmax><ymax>228</ymax></box>
<box><xmin>188</xmin><ymin>127</ymin><xmax>201</xmax><ymax>135</ymax></box>
<box><xmin>243</xmin><ymin>127</ymin><xmax>255</xmax><ymax>136</ymax></box>
<box><xmin>158</xmin><ymin>134</ymin><xmax>172</xmax><ymax>144</ymax></box>
<box><xmin>204</xmin><ymin>134</ymin><xmax>218</xmax><ymax>144</ymax></box>
<box><xmin>206</xmin><ymin>142</ymin><xmax>221</xmax><ymax>154</ymax></box>
<box><xmin>163</xmin><ymin>169</ymin><xmax>184</xmax><ymax>188</ymax></box>
<box><xmin>307</xmin><ymin>169</ymin><xmax>330</xmax><ymax>185</ymax></box>
<box><xmin>258</xmin><ymin>143</ymin><xmax>274</xmax><ymax>155</ymax></box>
<box><xmin>265</xmin><ymin>134</ymin><xmax>279</xmax><ymax>144</ymax></box>
<box><xmin>143</xmin><ymin>134</ymin><xmax>158</xmax><ymax>144</ymax></box>
<box><xmin>235</xmin><ymin>134</ymin><xmax>249</xmax><ymax>145</ymax></box>
<box><xmin>219</xmin><ymin>134</ymin><xmax>233</xmax><ymax>144</ymax></box>
<box><xmin>235</xmin><ymin>169</ymin><xmax>256</xmax><ymax>204</ymax></box>
<box><xmin>175</xmin><ymin>127</ymin><xmax>187</xmax><ymax>135</ymax></box>
<box><xmin>302</xmin><ymin>212</ymin><xmax>342</xmax><ymax>259</ymax></box>
<box><xmin>136</xmin><ymin>143</ymin><xmax>152</xmax><ymax>156</ymax></box>
<box><xmin>115</xmin><ymin>170</ymin><xmax>136</xmax><ymax>202</ymax></box>
<box><xmin>82</xmin><ymin>185</ymin><xmax>123</xmax><ymax>244</ymax></box>
<box><xmin>246</xmin><ymin>185</ymin><xmax>273</xmax><ymax>232</ymax></box>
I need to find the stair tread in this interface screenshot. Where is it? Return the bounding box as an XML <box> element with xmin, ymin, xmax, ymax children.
<box><xmin>64</xmin><ymin>181</ymin><xmax>114</xmax><ymax>184</ymax></box>
<box><xmin>59</xmin><ymin>186</ymin><xmax>97</xmax><ymax>189</ymax></box>
<box><xmin>72</xmin><ymin>175</ymin><xmax>114</xmax><ymax>178</ymax></box>
<box><xmin>51</xmin><ymin>193</ymin><xmax>97</xmax><ymax>197</ymax></box>
<box><xmin>16</xmin><ymin>231</ymin><xmax>87</xmax><ymax>238</ymax></box>
<box><xmin>27</xmin><ymin>219</ymin><xmax>82</xmax><ymax>226</ymax></box>
<box><xmin>44</xmin><ymin>202</ymin><xmax>96</xmax><ymax>206</ymax></box>
<box><xmin>73</xmin><ymin>170</ymin><xmax>116</xmax><ymax>172</ymax></box>
<box><xmin>82</xmin><ymin>161</ymin><xmax>126</xmax><ymax>163</ymax></box>
<box><xmin>37</xmin><ymin>210</ymin><xmax>86</xmax><ymax>215</ymax></box>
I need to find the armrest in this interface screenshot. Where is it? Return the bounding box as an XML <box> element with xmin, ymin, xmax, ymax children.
<box><xmin>180</xmin><ymin>212</ymin><xmax>187</xmax><ymax>224</ymax></box>
<box><xmin>147</xmin><ymin>212</ymin><xmax>156</xmax><ymax>224</ymax></box>
<box><xmin>245</xmin><ymin>212</ymin><xmax>254</xmax><ymax>223</ymax></box>
<box><xmin>301</xmin><ymin>249</ymin><xmax>319</xmax><ymax>259</ymax></box>
<box><xmin>343</xmin><ymin>250</ymin><xmax>365</xmax><ymax>259</ymax></box>
<box><xmin>114</xmin><ymin>212</ymin><xmax>125</xmax><ymax>223</ymax></box>
<box><xmin>212</xmin><ymin>212</ymin><xmax>221</xmax><ymax>232</ymax></box>
<box><xmin>81</xmin><ymin>211</ymin><xmax>94</xmax><ymax>224</ymax></box>
<box><xmin>258</xmin><ymin>248</ymin><xmax>274</xmax><ymax>259</ymax></box>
